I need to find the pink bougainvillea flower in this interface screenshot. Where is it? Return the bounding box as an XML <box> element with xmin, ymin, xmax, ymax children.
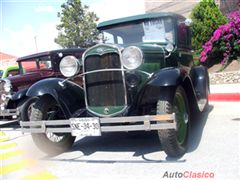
<box><xmin>212</xmin><ymin>29</ymin><xmax>222</xmax><ymax>40</ymax></box>
<box><xmin>200</xmin><ymin>10</ymin><xmax>240</xmax><ymax>65</ymax></box>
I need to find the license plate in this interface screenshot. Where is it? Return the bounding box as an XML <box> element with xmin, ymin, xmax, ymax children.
<box><xmin>70</xmin><ymin>117</ymin><xmax>101</xmax><ymax>136</ymax></box>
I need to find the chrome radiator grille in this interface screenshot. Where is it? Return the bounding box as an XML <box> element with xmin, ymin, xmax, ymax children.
<box><xmin>84</xmin><ymin>53</ymin><xmax>125</xmax><ymax>107</ymax></box>
<box><xmin>0</xmin><ymin>81</ymin><xmax>5</xmax><ymax>105</ymax></box>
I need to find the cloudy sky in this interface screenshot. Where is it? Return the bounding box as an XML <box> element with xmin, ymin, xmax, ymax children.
<box><xmin>0</xmin><ymin>0</ymin><xmax>145</xmax><ymax>57</ymax></box>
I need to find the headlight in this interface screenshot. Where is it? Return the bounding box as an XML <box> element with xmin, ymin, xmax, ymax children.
<box><xmin>60</xmin><ymin>56</ymin><xmax>80</xmax><ymax>77</ymax></box>
<box><xmin>3</xmin><ymin>79</ymin><xmax>12</xmax><ymax>93</ymax></box>
<box><xmin>165</xmin><ymin>43</ymin><xmax>174</xmax><ymax>52</ymax></box>
<box><xmin>122</xmin><ymin>46</ymin><xmax>143</xmax><ymax>70</ymax></box>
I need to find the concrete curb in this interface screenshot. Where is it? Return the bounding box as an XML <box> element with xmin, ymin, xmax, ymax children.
<box><xmin>209</xmin><ymin>84</ymin><xmax>240</xmax><ymax>102</ymax></box>
<box><xmin>209</xmin><ymin>93</ymin><xmax>240</xmax><ymax>102</ymax></box>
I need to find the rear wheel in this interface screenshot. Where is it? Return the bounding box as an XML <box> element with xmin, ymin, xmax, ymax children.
<box><xmin>30</xmin><ymin>96</ymin><xmax>75</xmax><ymax>155</ymax></box>
<box><xmin>158</xmin><ymin>86</ymin><xmax>190</xmax><ymax>157</ymax></box>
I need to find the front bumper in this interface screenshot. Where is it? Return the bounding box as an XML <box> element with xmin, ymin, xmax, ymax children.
<box><xmin>20</xmin><ymin>114</ymin><xmax>176</xmax><ymax>136</ymax></box>
<box><xmin>0</xmin><ymin>108</ymin><xmax>19</xmax><ymax>117</ymax></box>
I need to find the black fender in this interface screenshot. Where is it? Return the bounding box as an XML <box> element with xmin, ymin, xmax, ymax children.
<box><xmin>134</xmin><ymin>67</ymin><xmax>199</xmax><ymax>115</ymax></box>
<box><xmin>26</xmin><ymin>78</ymin><xmax>85</xmax><ymax>118</ymax></box>
<box><xmin>190</xmin><ymin>66</ymin><xmax>209</xmax><ymax>99</ymax></box>
<box><xmin>148</xmin><ymin>67</ymin><xmax>186</xmax><ymax>87</ymax></box>
<box><xmin>7</xmin><ymin>88</ymin><xmax>28</xmax><ymax>109</ymax></box>
<box><xmin>11</xmin><ymin>88</ymin><xmax>28</xmax><ymax>101</ymax></box>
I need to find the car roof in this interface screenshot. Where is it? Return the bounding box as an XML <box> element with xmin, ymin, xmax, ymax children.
<box><xmin>97</xmin><ymin>12</ymin><xmax>185</xmax><ymax>29</ymax></box>
<box><xmin>17</xmin><ymin>48</ymin><xmax>86</xmax><ymax>62</ymax></box>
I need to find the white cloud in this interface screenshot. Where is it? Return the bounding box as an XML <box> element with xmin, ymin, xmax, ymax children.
<box><xmin>0</xmin><ymin>23</ymin><xmax>60</xmax><ymax>57</ymax></box>
<box><xmin>87</xmin><ymin>0</ymin><xmax>145</xmax><ymax>22</ymax></box>
<box><xmin>35</xmin><ymin>5</ymin><xmax>55</xmax><ymax>13</ymax></box>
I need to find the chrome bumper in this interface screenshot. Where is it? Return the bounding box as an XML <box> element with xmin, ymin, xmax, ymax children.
<box><xmin>0</xmin><ymin>108</ymin><xmax>19</xmax><ymax>117</ymax></box>
<box><xmin>20</xmin><ymin>114</ymin><xmax>176</xmax><ymax>136</ymax></box>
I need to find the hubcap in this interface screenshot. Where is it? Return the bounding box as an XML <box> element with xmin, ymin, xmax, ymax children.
<box><xmin>46</xmin><ymin>109</ymin><xmax>64</xmax><ymax>143</ymax></box>
<box><xmin>174</xmin><ymin>92</ymin><xmax>188</xmax><ymax>145</ymax></box>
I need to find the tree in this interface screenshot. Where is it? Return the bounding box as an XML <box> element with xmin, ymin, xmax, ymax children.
<box><xmin>55</xmin><ymin>0</ymin><xmax>99</xmax><ymax>48</ymax></box>
<box><xmin>190</xmin><ymin>0</ymin><xmax>227</xmax><ymax>52</ymax></box>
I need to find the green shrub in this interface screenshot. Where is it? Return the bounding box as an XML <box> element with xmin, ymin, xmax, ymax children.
<box><xmin>190</xmin><ymin>0</ymin><xmax>227</xmax><ymax>53</ymax></box>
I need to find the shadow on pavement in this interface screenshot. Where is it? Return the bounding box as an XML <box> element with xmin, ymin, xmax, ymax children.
<box><xmin>72</xmin><ymin>131</ymin><xmax>162</xmax><ymax>157</ymax></box>
<box><xmin>188</xmin><ymin>105</ymin><xmax>213</xmax><ymax>152</ymax></box>
<box><xmin>0</xmin><ymin>120</ymin><xmax>19</xmax><ymax>128</ymax></box>
<box><xmin>45</xmin><ymin>131</ymin><xmax>186</xmax><ymax>163</ymax></box>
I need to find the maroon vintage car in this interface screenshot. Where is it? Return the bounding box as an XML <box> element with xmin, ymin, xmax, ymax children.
<box><xmin>0</xmin><ymin>48</ymin><xmax>85</xmax><ymax>120</ymax></box>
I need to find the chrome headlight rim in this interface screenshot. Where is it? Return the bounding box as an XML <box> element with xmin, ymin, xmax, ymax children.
<box><xmin>59</xmin><ymin>55</ymin><xmax>80</xmax><ymax>77</ymax></box>
<box><xmin>121</xmin><ymin>46</ymin><xmax>143</xmax><ymax>70</ymax></box>
<box><xmin>165</xmin><ymin>43</ymin><xmax>174</xmax><ymax>53</ymax></box>
<box><xmin>2</xmin><ymin>79</ymin><xmax>12</xmax><ymax>93</ymax></box>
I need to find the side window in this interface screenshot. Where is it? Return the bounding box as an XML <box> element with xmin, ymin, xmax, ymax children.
<box><xmin>178</xmin><ymin>22</ymin><xmax>187</xmax><ymax>47</ymax></box>
<box><xmin>20</xmin><ymin>61</ymin><xmax>37</xmax><ymax>74</ymax></box>
<box><xmin>103</xmin><ymin>32</ymin><xmax>123</xmax><ymax>44</ymax></box>
<box><xmin>7</xmin><ymin>70</ymin><xmax>19</xmax><ymax>77</ymax></box>
<box><xmin>38</xmin><ymin>60</ymin><xmax>52</xmax><ymax>70</ymax></box>
<box><xmin>103</xmin><ymin>32</ymin><xmax>114</xmax><ymax>43</ymax></box>
<box><xmin>177</xmin><ymin>20</ymin><xmax>191</xmax><ymax>49</ymax></box>
<box><xmin>117</xmin><ymin>36</ymin><xmax>123</xmax><ymax>44</ymax></box>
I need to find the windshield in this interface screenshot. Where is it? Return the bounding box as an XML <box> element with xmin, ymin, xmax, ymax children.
<box><xmin>0</xmin><ymin>70</ymin><xmax>3</xmax><ymax>78</ymax></box>
<box><xmin>101</xmin><ymin>17</ymin><xmax>174</xmax><ymax>45</ymax></box>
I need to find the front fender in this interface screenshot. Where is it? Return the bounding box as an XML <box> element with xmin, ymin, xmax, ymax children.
<box><xmin>133</xmin><ymin>67</ymin><xmax>198</xmax><ymax>115</ymax></box>
<box><xmin>190</xmin><ymin>66</ymin><xmax>209</xmax><ymax>99</ymax></box>
<box><xmin>26</xmin><ymin>78</ymin><xmax>85</xmax><ymax>118</ymax></box>
<box><xmin>11</xmin><ymin>88</ymin><xmax>28</xmax><ymax>101</ymax></box>
<box><xmin>148</xmin><ymin>67</ymin><xmax>187</xmax><ymax>86</ymax></box>
<box><xmin>141</xmin><ymin>67</ymin><xmax>188</xmax><ymax>104</ymax></box>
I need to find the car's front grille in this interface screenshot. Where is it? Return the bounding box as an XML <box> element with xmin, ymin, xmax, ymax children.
<box><xmin>84</xmin><ymin>53</ymin><xmax>125</xmax><ymax>107</ymax></box>
<box><xmin>0</xmin><ymin>80</ymin><xmax>5</xmax><ymax>105</ymax></box>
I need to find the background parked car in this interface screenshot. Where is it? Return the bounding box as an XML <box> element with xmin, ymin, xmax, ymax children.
<box><xmin>0</xmin><ymin>48</ymin><xmax>85</xmax><ymax>121</ymax></box>
<box><xmin>0</xmin><ymin>65</ymin><xmax>20</xmax><ymax>79</ymax></box>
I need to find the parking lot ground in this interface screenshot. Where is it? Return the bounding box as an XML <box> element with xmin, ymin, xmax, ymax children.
<box><xmin>0</xmin><ymin>101</ymin><xmax>240</xmax><ymax>180</ymax></box>
<box><xmin>0</xmin><ymin>130</ymin><xmax>56</xmax><ymax>180</ymax></box>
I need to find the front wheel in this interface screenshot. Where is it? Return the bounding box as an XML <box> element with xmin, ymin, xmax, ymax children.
<box><xmin>157</xmin><ymin>86</ymin><xmax>190</xmax><ymax>157</ymax></box>
<box><xmin>30</xmin><ymin>96</ymin><xmax>75</xmax><ymax>155</ymax></box>
<box><xmin>18</xmin><ymin>97</ymin><xmax>38</xmax><ymax>121</ymax></box>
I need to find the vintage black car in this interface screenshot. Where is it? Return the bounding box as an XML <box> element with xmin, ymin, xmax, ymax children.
<box><xmin>20</xmin><ymin>13</ymin><xmax>209</xmax><ymax>157</ymax></box>
<box><xmin>0</xmin><ymin>48</ymin><xmax>84</xmax><ymax>120</ymax></box>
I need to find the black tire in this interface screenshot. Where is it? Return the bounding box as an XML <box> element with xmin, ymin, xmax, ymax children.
<box><xmin>19</xmin><ymin>97</ymin><xmax>38</xmax><ymax>121</ymax></box>
<box><xmin>158</xmin><ymin>86</ymin><xmax>190</xmax><ymax>157</ymax></box>
<box><xmin>31</xmin><ymin>96</ymin><xmax>75</xmax><ymax>155</ymax></box>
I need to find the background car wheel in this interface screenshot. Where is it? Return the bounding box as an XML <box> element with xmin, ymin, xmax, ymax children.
<box><xmin>19</xmin><ymin>97</ymin><xmax>38</xmax><ymax>121</ymax></box>
<box><xmin>157</xmin><ymin>86</ymin><xmax>190</xmax><ymax>158</ymax></box>
<box><xmin>31</xmin><ymin>96</ymin><xmax>75</xmax><ymax>155</ymax></box>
